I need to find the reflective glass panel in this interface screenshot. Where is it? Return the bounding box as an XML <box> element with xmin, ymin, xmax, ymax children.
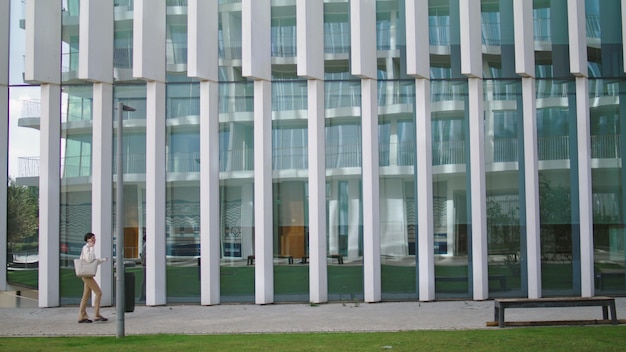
<box><xmin>590</xmin><ymin>79</ymin><xmax>626</xmax><ymax>295</ymax></box>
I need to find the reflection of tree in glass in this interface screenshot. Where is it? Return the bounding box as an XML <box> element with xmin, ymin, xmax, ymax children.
<box><xmin>487</xmin><ymin>196</ymin><xmax>520</xmax><ymax>275</ymax></box>
<box><xmin>539</xmin><ymin>177</ymin><xmax>572</xmax><ymax>261</ymax></box>
<box><xmin>7</xmin><ymin>179</ymin><xmax>39</xmax><ymax>251</ymax></box>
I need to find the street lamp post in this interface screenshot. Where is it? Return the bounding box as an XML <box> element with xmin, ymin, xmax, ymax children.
<box><xmin>116</xmin><ymin>102</ymin><xmax>135</xmax><ymax>338</ymax></box>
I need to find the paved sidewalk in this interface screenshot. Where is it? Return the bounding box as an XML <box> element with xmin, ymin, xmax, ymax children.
<box><xmin>0</xmin><ymin>292</ymin><xmax>624</xmax><ymax>337</ymax></box>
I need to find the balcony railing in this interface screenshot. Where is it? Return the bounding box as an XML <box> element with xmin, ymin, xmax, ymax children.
<box><xmin>591</xmin><ymin>134</ymin><xmax>621</xmax><ymax>159</ymax></box>
<box><xmin>325</xmin><ymin>84</ymin><xmax>361</xmax><ymax>109</ymax></box>
<box><xmin>326</xmin><ymin>144</ymin><xmax>361</xmax><ymax>168</ymax></box>
<box><xmin>433</xmin><ymin>140</ymin><xmax>466</xmax><ymax>166</ymax></box>
<box><xmin>538</xmin><ymin>136</ymin><xmax>569</xmax><ymax>160</ymax></box>
<box><xmin>220</xmin><ymin>148</ymin><xmax>254</xmax><ymax>172</ymax></box>
<box><xmin>16</xmin><ymin>134</ymin><xmax>623</xmax><ymax>178</ymax></box>
<box><xmin>272</xmin><ymin>81</ymin><xmax>307</xmax><ymax>111</ymax></box>
<box><xmin>273</xmin><ymin>147</ymin><xmax>308</xmax><ymax>170</ymax></box>
<box><xmin>167</xmin><ymin>152</ymin><xmax>200</xmax><ymax>173</ymax></box>
<box><xmin>494</xmin><ymin>138</ymin><xmax>518</xmax><ymax>163</ymax></box>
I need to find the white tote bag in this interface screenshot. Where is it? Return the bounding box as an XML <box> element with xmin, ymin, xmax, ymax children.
<box><xmin>74</xmin><ymin>258</ymin><xmax>99</xmax><ymax>277</ymax></box>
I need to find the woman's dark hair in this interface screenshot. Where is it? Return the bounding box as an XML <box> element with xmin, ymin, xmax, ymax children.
<box><xmin>84</xmin><ymin>232</ymin><xmax>95</xmax><ymax>242</ymax></box>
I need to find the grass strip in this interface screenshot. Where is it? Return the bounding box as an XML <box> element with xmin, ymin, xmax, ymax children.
<box><xmin>1</xmin><ymin>326</ymin><xmax>626</xmax><ymax>352</ymax></box>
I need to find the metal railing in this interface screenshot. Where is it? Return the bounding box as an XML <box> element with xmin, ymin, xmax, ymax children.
<box><xmin>16</xmin><ymin>134</ymin><xmax>624</xmax><ymax>178</ymax></box>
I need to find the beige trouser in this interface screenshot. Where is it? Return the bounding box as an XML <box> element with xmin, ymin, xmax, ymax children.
<box><xmin>78</xmin><ymin>276</ymin><xmax>102</xmax><ymax>320</ymax></box>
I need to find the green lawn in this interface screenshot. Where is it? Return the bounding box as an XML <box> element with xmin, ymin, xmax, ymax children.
<box><xmin>1</xmin><ymin>327</ymin><xmax>626</xmax><ymax>352</ymax></box>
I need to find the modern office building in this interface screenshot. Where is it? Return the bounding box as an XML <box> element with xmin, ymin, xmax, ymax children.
<box><xmin>1</xmin><ymin>0</ymin><xmax>626</xmax><ymax>308</ymax></box>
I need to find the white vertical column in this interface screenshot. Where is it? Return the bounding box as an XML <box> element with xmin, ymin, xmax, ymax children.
<box><xmin>188</xmin><ymin>0</ymin><xmax>220</xmax><ymax>306</ymax></box>
<box><xmin>468</xmin><ymin>78</ymin><xmax>488</xmax><ymax>300</ymax></box>
<box><xmin>406</xmin><ymin>0</ymin><xmax>434</xmax><ymax>301</ymax></box>
<box><xmin>307</xmin><ymin>80</ymin><xmax>327</xmax><ymax>303</ymax></box>
<box><xmin>350</xmin><ymin>0</ymin><xmax>379</xmax><ymax>303</ymax></box>
<box><xmin>576</xmin><ymin>77</ymin><xmax>594</xmax><ymax>297</ymax></box>
<box><xmin>243</xmin><ymin>0</ymin><xmax>273</xmax><ymax>304</ymax></box>
<box><xmin>415</xmin><ymin>79</ymin><xmax>434</xmax><ymax>301</ymax></box>
<box><xmin>0</xmin><ymin>85</ymin><xmax>6</xmax><ymax>292</ymax></box>
<box><xmin>460</xmin><ymin>0</ymin><xmax>488</xmax><ymax>300</ymax></box>
<box><xmin>199</xmin><ymin>80</ymin><xmax>220</xmax><ymax>305</ymax></box>
<box><xmin>515</xmin><ymin>0</ymin><xmax>540</xmax><ymax>298</ymax></box>
<box><xmin>39</xmin><ymin>84</ymin><xmax>61</xmax><ymax>307</ymax></box>
<box><xmin>297</xmin><ymin>0</ymin><xmax>326</xmax><ymax>303</ymax></box>
<box><xmin>253</xmin><ymin>79</ymin><xmax>273</xmax><ymax>304</ymax></box>
<box><xmin>80</xmin><ymin>0</ymin><xmax>115</xmax><ymax>306</ymax></box>
<box><xmin>362</xmin><ymin>78</ymin><xmax>380</xmax><ymax>302</ymax></box>
<box><xmin>623</xmin><ymin>0</ymin><xmax>626</xmax><ymax>71</ymax></box>
<box><xmin>0</xmin><ymin>0</ymin><xmax>9</xmax><ymax>291</ymax></box>
<box><xmin>522</xmin><ymin>78</ymin><xmax>541</xmax><ymax>298</ymax></box>
<box><xmin>92</xmin><ymin>83</ymin><xmax>114</xmax><ymax>306</ymax></box>
<box><xmin>145</xmin><ymin>81</ymin><xmax>167</xmax><ymax>306</ymax></box>
<box><xmin>134</xmin><ymin>0</ymin><xmax>166</xmax><ymax>306</ymax></box>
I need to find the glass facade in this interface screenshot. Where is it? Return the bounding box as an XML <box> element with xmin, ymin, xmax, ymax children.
<box><xmin>4</xmin><ymin>0</ymin><xmax>626</xmax><ymax>307</ymax></box>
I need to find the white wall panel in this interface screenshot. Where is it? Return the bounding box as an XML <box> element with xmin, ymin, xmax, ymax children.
<box><xmin>24</xmin><ymin>0</ymin><xmax>61</xmax><ymax>84</ymax></box>
<box><xmin>460</xmin><ymin>0</ymin><xmax>481</xmax><ymax>77</ymax></box>
<box><xmin>79</xmin><ymin>0</ymin><xmax>114</xmax><ymax>83</ymax></box>
<box><xmin>188</xmin><ymin>0</ymin><xmax>218</xmax><ymax>80</ymax></box>
<box><xmin>296</xmin><ymin>0</ymin><xmax>324</xmax><ymax>80</ymax></box>
<box><xmin>242</xmin><ymin>0</ymin><xmax>270</xmax><ymax>81</ymax></box>
<box><xmin>514</xmin><ymin>0</ymin><xmax>535</xmax><ymax>77</ymax></box>
<box><xmin>405</xmin><ymin>0</ymin><xmax>429</xmax><ymax>78</ymax></box>
<box><xmin>350</xmin><ymin>0</ymin><xmax>377</xmax><ymax>79</ymax></box>
<box><xmin>568</xmin><ymin>0</ymin><xmax>587</xmax><ymax>76</ymax></box>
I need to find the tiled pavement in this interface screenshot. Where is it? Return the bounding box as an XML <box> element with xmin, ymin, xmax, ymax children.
<box><xmin>0</xmin><ymin>290</ymin><xmax>624</xmax><ymax>336</ymax></box>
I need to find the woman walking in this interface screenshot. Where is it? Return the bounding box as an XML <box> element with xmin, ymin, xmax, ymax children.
<box><xmin>78</xmin><ymin>232</ymin><xmax>108</xmax><ymax>323</ymax></box>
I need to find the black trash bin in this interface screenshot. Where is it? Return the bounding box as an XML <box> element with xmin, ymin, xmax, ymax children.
<box><xmin>124</xmin><ymin>261</ymin><xmax>136</xmax><ymax>312</ymax></box>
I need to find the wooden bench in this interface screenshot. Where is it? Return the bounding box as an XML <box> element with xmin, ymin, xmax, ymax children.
<box><xmin>494</xmin><ymin>296</ymin><xmax>618</xmax><ymax>328</ymax></box>
<box><xmin>300</xmin><ymin>254</ymin><xmax>344</xmax><ymax>264</ymax></box>
<box><xmin>246</xmin><ymin>255</ymin><xmax>293</xmax><ymax>265</ymax></box>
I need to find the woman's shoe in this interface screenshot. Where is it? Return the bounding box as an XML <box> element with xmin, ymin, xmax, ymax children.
<box><xmin>78</xmin><ymin>319</ymin><xmax>92</xmax><ymax>323</ymax></box>
<box><xmin>94</xmin><ymin>316</ymin><xmax>108</xmax><ymax>322</ymax></box>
